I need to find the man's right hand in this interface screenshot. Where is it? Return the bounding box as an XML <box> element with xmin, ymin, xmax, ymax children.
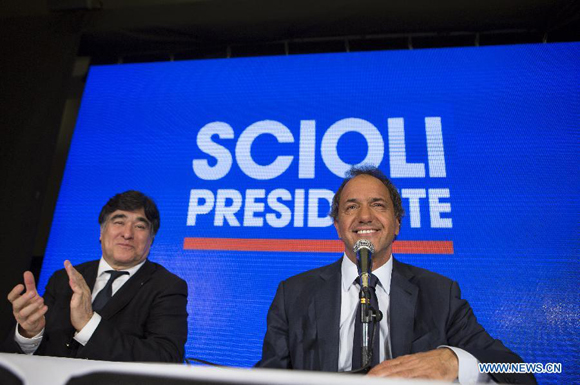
<box><xmin>7</xmin><ymin>271</ymin><xmax>48</xmax><ymax>338</ymax></box>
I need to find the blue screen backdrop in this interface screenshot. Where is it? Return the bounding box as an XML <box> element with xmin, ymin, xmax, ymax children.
<box><xmin>40</xmin><ymin>42</ymin><xmax>579</xmax><ymax>383</ymax></box>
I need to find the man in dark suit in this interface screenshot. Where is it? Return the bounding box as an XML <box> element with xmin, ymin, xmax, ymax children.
<box><xmin>257</xmin><ymin>166</ymin><xmax>535</xmax><ymax>384</ymax></box>
<box><xmin>4</xmin><ymin>190</ymin><xmax>188</xmax><ymax>362</ymax></box>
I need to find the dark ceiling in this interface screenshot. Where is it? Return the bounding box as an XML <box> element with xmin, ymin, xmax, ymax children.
<box><xmin>3</xmin><ymin>0</ymin><xmax>580</xmax><ymax>60</ymax></box>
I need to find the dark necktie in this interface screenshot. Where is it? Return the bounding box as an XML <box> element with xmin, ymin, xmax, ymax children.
<box><xmin>352</xmin><ymin>274</ymin><xmax>381</xmax><ymax>371</ymax></box>
<box><xmin>92</xmin><ymin>270</ymin><xmax>129</xmax><ymax>313</ymax></box>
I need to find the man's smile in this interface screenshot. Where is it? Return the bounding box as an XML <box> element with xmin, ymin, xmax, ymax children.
<box><xmin>354</xmin><ymin>229</ymin><xmax>378</xmax><ymax>234</ymax></box>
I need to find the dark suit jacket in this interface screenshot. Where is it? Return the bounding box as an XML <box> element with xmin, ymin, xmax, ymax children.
<box><xmin>3</xmin><ymin>259</ymin><xmax>188</xmax><ymax>363</ymax></box>
<box><xmin>257</xmin><ymin>257</ymin><xmax>536</xmax><ymax>384</ymax></box>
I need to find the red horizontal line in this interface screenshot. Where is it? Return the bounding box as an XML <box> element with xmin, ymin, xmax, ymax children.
<box><xmin>183</xmin><ymin>238</ymin><xmax>453</xmax><ymax>254</ymax></box>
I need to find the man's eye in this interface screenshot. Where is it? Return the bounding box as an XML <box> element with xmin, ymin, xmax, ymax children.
<box><xmin>136</xmin><ymin>225</ymin><xmax>147</xmax><ymax>230</ymax></box>
<box><xmin>113</xmin><ymin>221</ymin><xmax>124</xmax><ymax>225</ymax></box>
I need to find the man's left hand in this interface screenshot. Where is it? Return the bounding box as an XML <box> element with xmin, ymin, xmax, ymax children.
<box><xmin>64</xmin><ymin>260</ymin><xmax>94</xmax><ymax>332</ymax></box>
<box><xmin>368</xmin><ymin>348</ymin><xmax>459</xmax><ymax>381</ymax></box>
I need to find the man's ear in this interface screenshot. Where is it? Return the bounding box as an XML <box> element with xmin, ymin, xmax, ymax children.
<box><xmin>99</xmin><ymin>220</ymin><xmax>108</xmax><ymax>243</ymax></box>
<box><xmin>334</xmin><ymin>220</ymin><xmax>341</xmax><ymax>239</ymax></box>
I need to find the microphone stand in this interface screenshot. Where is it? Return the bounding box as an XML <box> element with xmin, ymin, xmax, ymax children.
<box><xmin>351</xmin><ymin>271</ymin><xmax>383</xmax><ymax>373</ymax></box>
<box><xmin>350</xmin><ymin>239</ymin><xmax>382</xmax><ymax>374</ymax></box>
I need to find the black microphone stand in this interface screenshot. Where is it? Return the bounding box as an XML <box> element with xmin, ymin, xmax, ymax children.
<box><xmin>348</xmin><ymin>239</ymin><xmax>382</xmax><ymax>373</ymax></box>
<box><xmin>350</xmin><ymin>272</ymin><xmax>383</xmax><ymax>374</ymax></box>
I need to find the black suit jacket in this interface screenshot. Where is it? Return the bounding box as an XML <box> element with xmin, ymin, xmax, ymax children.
<box><xmin>3</xmin><ymin>259</ymin><xmax>188</xmax><ymax>363</ymax></box>
<box><xmin>257</xmin><ymin>257</ymin><xmax>536</xmax><ymax>384</ymax></box>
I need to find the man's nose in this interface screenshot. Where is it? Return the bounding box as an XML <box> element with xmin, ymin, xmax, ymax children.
<box><xmin>121</xmin><ymin>225</ymin><xmax>134</xmax><ymax>239</ymax></box>
<box><xmin>357</xmin><ymin>204</ymin><xmax>373</xmax><ymax>222</ymax></box>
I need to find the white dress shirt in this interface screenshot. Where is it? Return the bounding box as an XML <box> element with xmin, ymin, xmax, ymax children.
<box><xmin>337</xmin><ymin>255</ymin><xmax>491</xmax><ymax>384</ymax></box>
<box><xmin>15</xmin><ymin>257</ymin><xmax>146</xmax><ymax>354</ymax></box>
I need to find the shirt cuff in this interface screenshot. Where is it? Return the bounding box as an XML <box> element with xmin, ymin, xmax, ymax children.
<box><xmin>14</xmin><ymin>324</ymin><xmax>43</xmax><ymax>355</ymax></box>
<box><xmin>73</xmin><ymin>312</ymin><xmax>102</xmax><ymax>346</ymax></box>
<box><xmin>440</xmin><ymin>346</ymin><xmax>494</xmax><ymax>384</ymax></box>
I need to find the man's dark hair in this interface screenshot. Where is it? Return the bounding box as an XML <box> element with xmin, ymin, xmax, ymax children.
<box><xmin>98</xmin><ymin>190</ymin><xmax>160</xmax><ymax>235</ymax></box>
<box><xmin>330</xmin><ymin>165</ymin><xmax>405</xmax><ymax>223</ymax></box>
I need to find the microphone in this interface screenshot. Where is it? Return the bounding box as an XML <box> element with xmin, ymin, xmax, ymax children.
<box><xmin>354</xmin><ymin>239</ymin><xmax>375</xmax><ymax>287</ymax></box>
<box><xmin>352</xmin><ymin>239</ymin><xmax>377</xmax><ymax>371</ymax></box>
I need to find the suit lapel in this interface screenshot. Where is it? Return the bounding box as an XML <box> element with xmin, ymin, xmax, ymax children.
<box><xmin>82</xmin><ymin>261</ymin><xmax>99</xmax><ymax>293</ymax></box>
<box><xmin>314</xmin><ymin>259</ymin><xmax>342</xmax><ymax>371</ymax></box>
<box><xmin>389</xmin><ymin>259</ymin><xmax>418</xmax><ymax>358</ymax></box>
<box><xmin>99</xmin><ymin>260</ymin><xmax>156</xmax><ymax>319</ymax></box>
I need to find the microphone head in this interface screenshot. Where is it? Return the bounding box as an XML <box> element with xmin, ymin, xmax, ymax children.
<box><xmin>353</xmin><ymin>239</ymin><xmax>375</xmax><ymax>254</ymax></box>
<box><xmin>354</xmin><ymin>239</ymin><xmax>374</xmax><ymax>277</ymax></box>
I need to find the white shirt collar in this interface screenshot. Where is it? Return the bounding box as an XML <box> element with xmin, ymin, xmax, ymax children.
<box><xmin>341</xmin><ymin>253</ymin><xmax>393</xmax><ymax>295</ymax></box>
<box><xmin>97</xmin><ymin>257</ymin><xmax>146</xmax><ymax>278</ymax></box>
